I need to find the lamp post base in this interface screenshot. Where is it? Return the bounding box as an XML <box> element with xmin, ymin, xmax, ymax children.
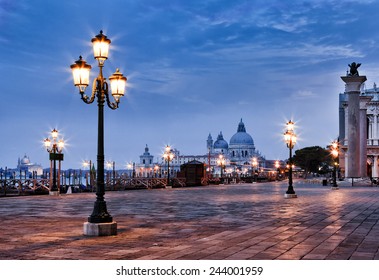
<box><xmin>49</xmin><ymin>191</ymin><xmax>59</xmax><ymax>196</ymax></box>
<box><xmin>331</xmin><ymin>186</ymin><xmax>339</xmax><ymax>190</ymax></box>
<box><xmin>83</xmin><ymin>221</ymin><xmax>117</xmax><ymax>236</ymax></box>
<box><xmin>284</xmin><ymin>193</ymin><xmax>297</xmax><ymax>198</ymax></box>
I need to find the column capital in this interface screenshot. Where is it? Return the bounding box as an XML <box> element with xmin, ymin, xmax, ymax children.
<box><xmin>341</xmin><ymin>75</ymin><xmax>367</xmax><ymax>92</ymax></box>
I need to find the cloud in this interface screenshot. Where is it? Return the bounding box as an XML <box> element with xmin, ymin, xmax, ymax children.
<box><xmin>291</xmin><ymin>90</ymin><xmax>318</xmax><ymax>100</ymax></box>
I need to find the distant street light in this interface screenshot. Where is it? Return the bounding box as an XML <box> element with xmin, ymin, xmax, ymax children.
<box><xmin>283</xmin><ymin>120</ymin><xmax>297</xmax><ymax>198</ymax></box>
<box><xmin>82</xmin><ymin>160</ymin><xmax>93</xmax><ymax>189</ymax></box>
<box><xmin>252</xmin><ymin>157</ymin><xmax>258</xmax><ymax>182</ymax></box>
<box><xmin>330</xmin><ymin>140</ymin><xmax>339</xmax><ymax>190</ymax></box>
<box><xmin>106</xmin><ymin>160</ymin><xmax>116</xmax><ymax>188</ymax></box>
<box><xmin>217</xmin><ymin>154</ymin><xmax>226</xmax><ymax>178</ymax></box>
<box><xmin>275</xmin><ymin>160</ymin><xmax>280</xmax><ymax>180</ymax></box>
<box><xmin>71</xmin><ymin>30</ymin><xmax>127</xmax><ymax>236</ymax></box>
<box><xmin>163</xmin><ymin>145</ymin><xmax>174</xmax><ymax>186</ymax></box>
<box><xmin>44</xmin><ymin>128</ymin><xmax>64</xmax><ymax>195</ymax></box>
<box><xmin>154</xmin><ymin>165</ymin><xmax>159</xmax><ymax>178</ymax></box>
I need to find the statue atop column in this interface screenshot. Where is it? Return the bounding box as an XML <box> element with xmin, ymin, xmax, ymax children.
<box><xmin>348</xmin><ymin>62</ymin><xmax>361</xmax><ymax>76</ymax></box>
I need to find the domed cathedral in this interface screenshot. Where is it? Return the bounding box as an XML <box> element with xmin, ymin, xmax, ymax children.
<box><xmin>229</xmin><ymin>119</ymin><xmax>258</xmax><ymax>165</ymax></box>
<box><xmin>16</xmin><ymin>154</ymin><xmax>43</xmax><ymax>176</ymax></box>
<box><xmin>207</xmin><ymin>119</ymin><xmax>265</xmax><ymax>167</ymax></box>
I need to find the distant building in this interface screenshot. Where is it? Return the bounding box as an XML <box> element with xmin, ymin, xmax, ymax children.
<box><xmin>135</xmin><ymin>145</ymin><xmax>156</xmax><ymax>177</ymax></box>
<box><xmin>157</xmin><ymin>119</ymin><xmax>266</xmax><ymax>177</ymax></box>
<box><xmin>209</xmin><ymin>119</ymin><xmax>265</xmax><ymax>165</ymax></box>
<box><xmin>339</xmin><ymin>82</ymin><xmax>379</xmax><ymax>178</ymax></box>
<box><xmin>16</xmin><ymin>154</ymin><xmax>43</xmax><ymax>176</ymax></box>
<box><xmin>133</xmin><ymin>119</ymin><xmax>273</xmax><ymax>178</ymax></box>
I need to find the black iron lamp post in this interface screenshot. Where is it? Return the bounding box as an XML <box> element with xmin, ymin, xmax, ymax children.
<box><xmin>70</xmin><ymin>30</ymin><xmax>127</xmax><ymax>234</ymax></box>
<box><xmin>44</xmin><ymin>129</ymin><xmax>64</xmax><ymax>195</ymax></box>
<box><xmin>163</xmin><ymin>145</ymin><xmax>174</xmax><ymax>186</ymax></box>
<box><xmin>284</xmin><ymin>120</ymin><xmax>297</xmax><ymax>198</ymax></box>
<box><xmin>331</xmin><ymin>140</ymin><xmax>339</xmax><ymax>190</ymax></box>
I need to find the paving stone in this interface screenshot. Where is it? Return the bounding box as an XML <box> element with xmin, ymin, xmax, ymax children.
<box><xmin>0</xmin><ymin>181</ymin><xmax>379</xmax><ymax>260</ymax></box>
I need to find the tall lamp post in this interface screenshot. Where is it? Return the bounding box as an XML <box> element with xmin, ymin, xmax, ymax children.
<box><xmin>163</xmin><ymin>145</ymin><xmax>174</xmax><ymax>187</ymax></box>
<box><xmin>284</xmin><ymin>120</ymin><xmax>297</xmax><ymax>198</ymax></box>
<box><xmin>331</xmin><ymin>140</ymin><xmax>339</xmax><ymax>190</ymax></box>
<box><xmin>44</xmin><ymin>129</ymin><xmax>64</xmax><ymax>195</ymax></box>
<box><xmin>70</xmin><ymin>30</ymin><xmax>127</xmax><ymax>236</ymax></box>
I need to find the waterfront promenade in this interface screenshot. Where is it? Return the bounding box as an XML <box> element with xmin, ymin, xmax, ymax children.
<box><xmin>0</xmin><ymin>180</ymin><xmax>379</xmax><ymax>260</ymax></box>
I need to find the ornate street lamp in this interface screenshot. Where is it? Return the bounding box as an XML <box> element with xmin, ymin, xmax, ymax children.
<box><xmin>163</xmin><ymin>145</ymin><xmax>174</xmax><ymax>186</ymax></box>
<box><xmin>44</xmin><ymin>128</ymin><xmax>64</xmax><ymax>195</ymax></box>
<box><xmin>330</xmin><ymin>140</ymin><xmax>339</xmax><ymax>190</ymax></box>
<box><xmin>284</xmin><ymin>120</ymin><xmax>297</xmax><ymax>198</ymax></box>
<box><xmin>71</xmin><ymin>30</ymin><xmax>127</xmax><ymax>236</ymax></box>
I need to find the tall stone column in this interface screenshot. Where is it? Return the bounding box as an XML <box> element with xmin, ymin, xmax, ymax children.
<box><xmin>359</xmin><ymin>96</ymin><xmax>372</xmax><ymax>177</ymax></box>
<box><xmin>340</xmin><ymin>75</ymin><xmax>367</xmax><ymax>178</ymax></box>
<box><xmin>373</xmin><ymin>156</ymin><xmax>378</xmax><ymax>178</ymax></box>
<box><xmin>374</xmin><ymin>115</ymin><xmax>378</xmax><ymax>144</ymax></box>
<box><xmin>343</xmin><ymin>102</ymin><xmax>349</xmax><ymax>146</ymax></box>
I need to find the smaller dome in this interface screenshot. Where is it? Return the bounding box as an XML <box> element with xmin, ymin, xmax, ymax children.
<box><xmin>21</xmin><ymin>155</ymin><xmax>30</xmax><ymax>165</ymax></box>
<box><xmin>214</xmin><ymin>132</ymin><xmax>228</xmax><ymax>149</ymax></box>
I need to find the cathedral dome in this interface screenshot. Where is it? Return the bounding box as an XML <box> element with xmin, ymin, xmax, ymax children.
<box><xmin>229</xmin><ymin>119</ymin><xmax>254</xmax><ymax>146</ymax></box>
<box><xmin>214</xmin><ymin>132</ymin><xmax>229</xmax><ymax>149</ymax></box>
<box><xmin>20</xmin><ymin>155</ymin><xmax>30</xmax><ymax>165</ymax></box>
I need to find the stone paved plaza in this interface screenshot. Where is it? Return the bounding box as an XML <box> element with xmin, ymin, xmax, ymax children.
<box><xmin>1</xmin><ymin>180</ymin><xmax>379</xmax><ymax>260</ymax></box>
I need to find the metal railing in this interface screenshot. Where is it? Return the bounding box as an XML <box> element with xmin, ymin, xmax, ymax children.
<box><xmin>0</xmin><ymin>177</ymin><xmax>188</xmax><ymax>196</ymax></box>
<box><xmin>0</xmin><ymin>179</ymin><xmax>50</xmax><ymax>196</ymax></box>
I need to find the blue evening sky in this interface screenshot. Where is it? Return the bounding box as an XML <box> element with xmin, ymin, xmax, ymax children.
<box><xmin>1</xmin><ymin>0</ymin><xmax>379</xmax><ymax>169</ymax></box>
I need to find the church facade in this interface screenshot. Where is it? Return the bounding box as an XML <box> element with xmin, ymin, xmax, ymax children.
<box><xmin>339</xmin><ymin>82</ymin><xmax>379</xmax><ymax>179</ymax></box>
<box><xmin>17</xmin><ymin>154</ymin><xmax>43</xmax><ymax>176</ymax></box>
